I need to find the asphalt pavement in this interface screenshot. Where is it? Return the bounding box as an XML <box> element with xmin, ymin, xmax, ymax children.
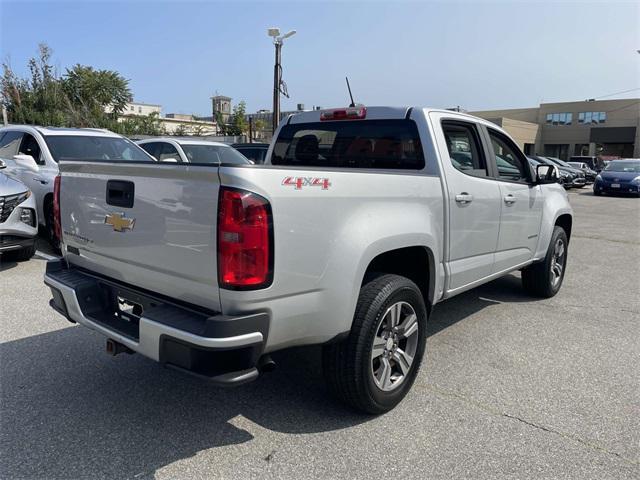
<box><xmin>1</xmin><ymin>189</ymin><xmax>638</xmax><ymax>479</ymax></box>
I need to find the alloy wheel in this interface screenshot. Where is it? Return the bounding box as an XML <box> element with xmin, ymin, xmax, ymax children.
<box><xmin>370</xmin><ymin>301</ymin><xmax>419</xmax><ymax>392</ymax></box>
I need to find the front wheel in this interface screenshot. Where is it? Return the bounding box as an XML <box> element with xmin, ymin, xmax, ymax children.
<box><xmin>522</xmin><ymin>226</ymin><xmax>568</xmax><ymax>298</ymax></box>
<box><xmin>323</xmin><ymin>274</ymin><xmax>427</xmax><ymax>414</ymax></box>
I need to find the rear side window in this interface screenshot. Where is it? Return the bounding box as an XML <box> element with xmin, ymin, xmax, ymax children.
<box><xmin>271</xmin><ymin>120</ymin><xmax>425</xmax><ymax>169</ymax></box>
<box><xmin>442</xmin><ymin>121</ymin><xmax>488</xmax><ymax>177</ymax></box>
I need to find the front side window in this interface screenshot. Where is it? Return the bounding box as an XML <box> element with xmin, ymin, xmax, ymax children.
<box><xmin>488</xmin><ymin>130</ymin><xmax>530</xmax><ymax>183</ymax></box>
<box><xmin>442</xmin><ymin>121</ymin><xmax>488</xmax><ymax>177</ymax></box>
<box><xmin>44</xmin><ymin>135</ymin><xmax>154</xmax><ymax>162</ymax></box>
<box><xmin>139</xmin><ymin>142</ymin><xmax>161</xmax><ymax>160</ymax></box>
<box><xmin>19</xmin><ymin>133</ymin><xmax>44</xmax><ymax>164</ymax></box>
<box><xmin>158</xmin><ymin>143</ymin><xmax>181</xmax><ymax>162</ymax></box>
<box><xmin>0</xmin><ymin>131</ymin><xmax>24</xmax><ymax>159</ymax></box>
<box><xmin>271</xmin><ymin>119</ymin><xmax>425</xmax><ymax>169</ymax></box>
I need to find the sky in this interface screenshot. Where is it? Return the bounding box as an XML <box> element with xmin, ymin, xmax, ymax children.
<box><xmin>1</xmin><ymin>0</ymin><xmax>639</xmax><ymax>116</ymax></box>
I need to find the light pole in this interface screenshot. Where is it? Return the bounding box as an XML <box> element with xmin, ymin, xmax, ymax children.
<box><xmin>268</xmin><ymin>28</ymin><xmax>296</xmax><ymax>134</ymax></box>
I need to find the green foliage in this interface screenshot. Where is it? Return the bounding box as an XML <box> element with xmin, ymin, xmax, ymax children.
<box><xmin>116</xmin><ymin>112</ymin><xmax>164</xmax><ymax>136</ymax></box>
<box><xmin>0</xmin><ymin>43</ymin><xmax>145</xmax><ymax>131</ymax></box>
<box><xmin>173</xmin><ymin>123</ymin><xmax>188</xmax><ymax>136</ymax></box>
<box><xmin>226</xmin><ymin>100</ymin><xmax>247</xmax><ymax>135</ymax></box>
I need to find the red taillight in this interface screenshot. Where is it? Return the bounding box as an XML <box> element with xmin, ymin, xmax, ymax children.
<box><xmin>53</xmin><ymin>175</ymin><xmax>61</xmax><ymax>240</ymax></box>
<box><xmin>320</xmin><ymin>106</ymin><xmax>367</xmax><ymax>121</ymax></box>
<box><xmin>217</xmin><ymin>187</ymin><xmax>272</xmax><ymax>289</ymax></box>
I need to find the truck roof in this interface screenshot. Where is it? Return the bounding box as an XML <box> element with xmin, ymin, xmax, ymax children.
<box><xmin>286</xmin><ymin>106</ymin><xmax>486</xmax><ymax>124</ymax></box>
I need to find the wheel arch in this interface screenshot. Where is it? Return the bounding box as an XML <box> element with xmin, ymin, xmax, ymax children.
<box><xmin>360</xmin><ymin>244</ymin><xmax>436</xmax><ymax>315</ymax></box>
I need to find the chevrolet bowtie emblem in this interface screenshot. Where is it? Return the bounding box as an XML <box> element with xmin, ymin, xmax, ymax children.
<box><xmin>104</xmin><ymin>213</ymin><xmax>135</xmax><ymax>232</ymax></box>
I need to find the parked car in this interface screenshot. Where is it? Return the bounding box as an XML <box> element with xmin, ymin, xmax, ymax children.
<box><xmin>0</xmin><ymin>159</ymin><xmax>38</xmax><ymax>261</ymax></box>
<box><xmin>231</xmin><ymin>143</ymin><xmax>270</xmax><ymax>164</ymax></box>
<box><xmin>542</xmin><ymin>157</ymin><xmax>587</xmax><ymax>188</ymax></box>
<box><xmin>567</xmin><ymin>161</ymin><xmax>597</xmax><ymax>182</ymax></box>
<box><xmin>593</xmin><ymin>159</ymin><xmax>640</xmax><ymax>196</ymax></box>
<box><xmin>569</xmin><ymin>155</ymin><xmax>605</xmax><ymax>172</ymax></box>
<box><xmin>45</xmin><ymin>106</ymin><xmax>572</xmax><ymax>414</ymax></box>
<box><xmin>137</xmin><ymin>138</ymin><xmax>251</xmax><ymax>164</ymax></box>
<box><xmin>0</xmin><ymin>125</ymin><xmax>152</xmax><ymax>248</ymax></box>
<box><xmin>528</xmin><ymin>156</ymin><xmax>574</xmax><ymax>189</ymax></box>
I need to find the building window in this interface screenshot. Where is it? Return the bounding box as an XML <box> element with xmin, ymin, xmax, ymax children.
<box><xmin>138</xmin><ymin>107</ymin><xmax>142</xmax><ymax>113</ymax></box>
<box><xmin>545</xmin><ymin>113</ymin><xmax>573</xmax><ymax>125</ymax></box>
<box><xmin>578</xmin><ymin>111</ymin><xmax>606</xmax><ymax>124</ymax></box>
<box><xmin>130</xmin><ymin>105</ymin><xmax>134</xmax><ymax>111</ymax></box>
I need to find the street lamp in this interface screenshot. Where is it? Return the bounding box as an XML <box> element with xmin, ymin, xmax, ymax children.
<box><xmin>268</xmin><ymin>27</ymin><xmax>296</xmax><ymax>134</ymax></box>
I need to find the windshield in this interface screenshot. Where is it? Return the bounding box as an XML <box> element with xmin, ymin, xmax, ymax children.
<box><xmin>45</xmin><ymin>135</ymin><xmax>154</xmax><ymax>162</ymax></box>
<box><xmin>604</xmin><ymin>160</ymin><xmax>640</xmax><ymax>173</ymax></box>
<box><xmin>181</xmin><ymin>144</ymin><xmax>250</xmax><ymax>165</ymax></box>
<box><xmin>272</xmin><ymin>120</ymin><xmax>424</xmax><ymax>169</ymax></box>
<box><xmin>545</xmin><ymin>157</ymin><xmax>571</xmax><ymax>168</ymax></box>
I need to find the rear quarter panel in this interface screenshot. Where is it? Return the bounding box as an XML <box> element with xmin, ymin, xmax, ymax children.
<box><xmin>218</xmin><ymin>165</ymin><xmax>444</xmax><ymax>352</ymax></box>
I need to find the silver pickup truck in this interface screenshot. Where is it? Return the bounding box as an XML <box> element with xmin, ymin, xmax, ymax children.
<box><xmin>44</xmin><ymin>106</ymin><xmax>572</xmax><ymax>413</ymax></box>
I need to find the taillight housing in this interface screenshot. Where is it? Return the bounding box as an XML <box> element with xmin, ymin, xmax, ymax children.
<box><xmin>217</xmin><ymin>187</ymin><xmax>273</xmax><ymax>290</ymax></box>
<box><xmin>53</xmin><ymin>175</ymin><xmax>61</xmax><ymax>241</ymax></box>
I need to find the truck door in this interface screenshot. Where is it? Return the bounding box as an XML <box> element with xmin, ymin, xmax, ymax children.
<box><xmin>485</xmin><ymin>128</ymin><xmax>544</xmax><ymax>272</ymax></box>
<box><xmin>433</xmin><ymin>116</ymin><xmax>501</xmax><ymax>292</ymax></box>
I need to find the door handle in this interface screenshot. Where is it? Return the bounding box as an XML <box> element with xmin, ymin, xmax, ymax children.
<box><xmin>33</xmin><ymin>177</ymin><xmax>48</xmax><ymax>185</ymax></box>
<box><xmin>455</xmin><ymin>193</ymin><xmax>474</xmax><ymax>204</ymax></box>
<box><xmin>503</xmin><ymin>194</ymin><xmax>517</xmax><ymax>205</ymax></box>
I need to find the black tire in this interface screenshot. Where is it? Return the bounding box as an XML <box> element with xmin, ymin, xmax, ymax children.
<box><xmin>322</xmin><ymin>273</ymin><xmax>427</xmax><ymax>414</ymax></box>
<box><xmin>3</xmin><ymin>244</ymin><xmax>36</xmax><ymax>262</ymax></box>
<box><xmin>593</xmin><ymin>190</ymin><xmax>602</xmax><ymax>196</ymax></box>
<box><xmin>522</xmin><ymin>226</ymin><xmax>568</xmax><ymax>298</ymax></box>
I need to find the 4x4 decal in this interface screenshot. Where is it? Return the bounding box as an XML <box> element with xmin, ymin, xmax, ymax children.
<box><xmin>282</xmin><ymin>177</ymin><xmax>331</xmax><ymax>190</ymax></box>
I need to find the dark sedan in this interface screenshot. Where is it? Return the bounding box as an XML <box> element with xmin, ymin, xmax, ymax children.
<box><xmin>593</xmin><ymin>159</ymin><xmax>640</xmax><ymax>196</ymax></box>
<box><xmin>232</xmin><ymin>143</ymin><xmax>269</xmax><ymax>164</ymax></box>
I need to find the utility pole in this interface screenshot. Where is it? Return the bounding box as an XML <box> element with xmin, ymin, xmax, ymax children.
<box><xmin>268</xmin><ymin>28</ymin><xmax>296</xmax><ymax>134</ymax></box>
<box><xmin>272</xmin><ymin>41</ymin><xmax>281</xmax><ymax>134</ymax></box>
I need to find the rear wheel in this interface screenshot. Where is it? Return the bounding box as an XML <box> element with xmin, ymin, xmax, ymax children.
<box><xmin>522</xmin><ymin>226</ymin><xmax>568</xmax><ymax>298</ymax></box>
<box><xmin>323</xmin><ymin>274</ymin><xmax>427</xmax><ymax>414</ymax></box>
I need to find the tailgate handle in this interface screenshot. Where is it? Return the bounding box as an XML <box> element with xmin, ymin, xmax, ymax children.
<box><xmin>106</xmin><ymin>180</ymin><xmax>135</xmax><ymax>208</ymax></box>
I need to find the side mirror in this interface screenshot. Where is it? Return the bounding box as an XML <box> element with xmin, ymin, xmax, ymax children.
<box><xmin>13</xmin><ymin>154</ymin><xmax>39</xmax><ymax>171</ymax></box>
<box><xmin>0</xmin><ymin>159</ymin><xmax>6</xmax><ymax>169</ymax></box>
<box><xmin>535</xmin><ymin>164</ymin><xmax>559</xmax><ymax>184</ymax></box>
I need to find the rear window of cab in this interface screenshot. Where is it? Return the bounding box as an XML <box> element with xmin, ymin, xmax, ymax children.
<box><xmin>271</xmin><ymin>119</ymin><xmax>425</xmax><ymax>170</ymax></box>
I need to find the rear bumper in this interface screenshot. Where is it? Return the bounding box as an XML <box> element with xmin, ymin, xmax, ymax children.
<box><xmin>44</xmin><ymin>259</ymin><xmax>269</xmax><ymax>386</ymax></box>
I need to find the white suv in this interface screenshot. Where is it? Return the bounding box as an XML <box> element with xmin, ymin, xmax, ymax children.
<box><xmin>0</xmin><ymin>160</ymin><xmax>38</xmax><ymax>260</ymax></box>
<box><xmin>0</xmin><ymin>125</ymin><xmax>153</xmax><ymax>247</ymax></box>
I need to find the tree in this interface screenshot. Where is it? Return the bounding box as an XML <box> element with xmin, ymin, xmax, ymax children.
<box><xmin>226</xmin><ymin>100</ymin><xmax>247</xmax><ymax>135</ymax></box>
<box><xmin>62</xmin><ymin>64</ymin><xmax>132</xmax><ymax>127</ymax></box>
<box><xmin>1</xmin><ymin>43</ymin><xmax>132</xmax><ymax>129</ymax></box>
<box><xmin>1</xmin><ymin>44</ymin><xmax>67</xmax><ymax>126</ymax></box>
<box><xmin>117</xmin><ymin>112</ymin><xmax>164</xmax><ymax>136</ymax></box>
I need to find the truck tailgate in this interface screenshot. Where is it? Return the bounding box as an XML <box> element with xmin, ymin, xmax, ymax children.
<box><xmin>58</xmin><ymin>161</ymin><xmax>222</xmax><ymax>312</ymax></box>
